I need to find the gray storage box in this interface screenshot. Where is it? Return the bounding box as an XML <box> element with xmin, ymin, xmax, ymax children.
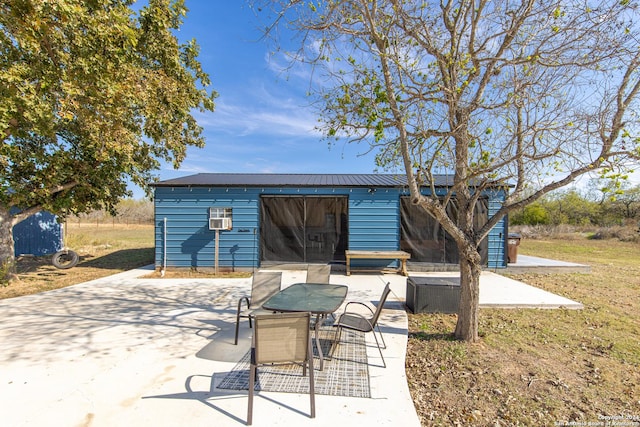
<box><xmin>406</xmin><ymin>276</ymin><xmax>460</xmax><ymax>314</ymax></box>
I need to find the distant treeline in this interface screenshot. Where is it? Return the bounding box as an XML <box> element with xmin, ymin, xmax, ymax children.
<box><xmin>69</xmin><ymin>199</ymin><xmax>153</xmax><ymax>225</ymax></box>
<box><xmin>510</xmin><ymin>185</ymin><xmax>640</xmax><ymax>227</ymax></box>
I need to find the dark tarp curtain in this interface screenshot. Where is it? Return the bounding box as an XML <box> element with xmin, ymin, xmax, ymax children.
<box><xmin>400</xmin><ymin>197</ymin><xmax>489</xmax><ymax>265</ymax></box>
<box><xmin>260</xmin><ymin>196</ymin><xmax>348</xmax><ymax>263</ymax></box>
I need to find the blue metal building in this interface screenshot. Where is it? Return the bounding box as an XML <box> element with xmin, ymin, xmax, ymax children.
<box><xmin>14</xmin><ymin>211</ymin><xmax>63</xmax><ymax>257</ymax></box>
<box><xmin>151</xmin><ymin>173</ymin><xmax>508</xmax><ymax>271</ymax></box>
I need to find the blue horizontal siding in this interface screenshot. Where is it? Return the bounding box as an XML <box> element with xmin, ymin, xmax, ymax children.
<box><xmin>348</xmin><ymin>190</ymin><xmax>401</xmax><ymax>269</ymax></box>
<box><xmin>154</xmin><ymin>185</ymin><xmax>507</xmax><ymax>270</ymax></box>
<box><xmin>154</xmin><ymin>187</ymin><xmax>260</xmax><ymax>269</ymax></box>
<box><xmin>13</xmin><ymin>211</ymin><xmax>62</xmax><ymax>256</ymax></box>
<box><xmin>487</xmin><ymin>191</ymin><xmax>508</xmax><ymax>268</ymax></box>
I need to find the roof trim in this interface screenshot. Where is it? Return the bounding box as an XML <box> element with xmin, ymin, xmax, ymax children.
<box><xmin>150</xmin><ymin>173</ymin><xmax>456</xmax><ymax>188</ymax></box>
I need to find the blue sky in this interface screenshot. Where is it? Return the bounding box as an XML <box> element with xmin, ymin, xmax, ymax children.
<box><xmin>132</xmin><ymin>1</ymin><xmax>381</xmax><ymax>198</ymax></box>
<box><xmin>132</xmin><ymin>1</ymin><xmax>639</xmax><ymax>198</ymax></box>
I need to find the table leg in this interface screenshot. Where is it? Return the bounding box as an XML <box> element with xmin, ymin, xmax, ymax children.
<box><xmin>314</xmin><ymin>313</ymin><xmax>325</xmax><ymax>371</ymax></box>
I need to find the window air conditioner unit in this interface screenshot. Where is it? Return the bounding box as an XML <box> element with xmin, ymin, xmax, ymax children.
<box><xmin>209</xmin><ymin>217</ymin><xmax>232</xmax><ymax>230</ymax></box>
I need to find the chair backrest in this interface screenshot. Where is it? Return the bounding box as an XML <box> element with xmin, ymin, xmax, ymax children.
<box><xmin>249</xmin><ymin>272</ymin><xmax>282</xmax><ymax>309</ymax></box>
<box><xmin>370</xmin><ymin>282</ymin><xmax>392</xmax><ymax>327</ymax></box>
<box><xmin>252</xmin><ymin>312</ymin><xmax>311</xmax><ymax>365</ymax></box>
<box><xmin>306</xmin><ymin>264</ymin><xmax>331</xmax><ymax>284</ymax></box>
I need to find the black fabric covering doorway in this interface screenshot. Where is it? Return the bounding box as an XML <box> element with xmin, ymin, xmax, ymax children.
<box><xmin>400</xmin><ymin>197</ymin><xmax>489</xmax><ymax>265</ymax></box>
<box><xmin>260</xmin><ymin>196</ymin><xmax>348</xmax><ymax>263</ymax></box>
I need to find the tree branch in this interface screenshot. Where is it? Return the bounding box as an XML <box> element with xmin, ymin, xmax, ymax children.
<box><xmin>11</xmin><ymin>180</ymin><xmax>79</xmax><ymax>227</ymax></box>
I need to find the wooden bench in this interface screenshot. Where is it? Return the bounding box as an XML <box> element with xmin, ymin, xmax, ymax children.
<box><xmin>345</xmin><ymin>250</ymin><xmax>411</xmax><ymax>276</ymax></box>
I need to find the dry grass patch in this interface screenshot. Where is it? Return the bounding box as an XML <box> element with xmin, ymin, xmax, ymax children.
<box><xmin>406</xmin><ymin>237</ymin><xmax>640</xmax><ymax>426</ymax></box>
<box><xmin>2</xmin><ymin>223</ymin><xmax>251</xmax><ymax>299</ymax></box>
<box><xmin>142</xmin><ymin>269</ymin><xmax>251</xmax><ymax>279</ymax></box>
<box><xmin>1</xmin><ymin>224</ymin><xmax>154</xmax><ymax>299</ymax></box>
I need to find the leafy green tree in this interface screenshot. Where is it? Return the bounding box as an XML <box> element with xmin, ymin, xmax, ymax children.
<box><xmin>584</xmin><ymin>177</ymin><xmax>640</xmax><ymax>225</ymax></box>
<box><xmin>0</xmin><ymin>0</ymin><xmax>216</xmax><ymax>280</ymax></box>
<box><xmin>510</xmin><ymin>203</ymin><xmax>550</xmax><ymax>226</ymax></box>
<box><xmin>545</xmin><ymin>190</ymin><xmax>601</xmax><ymax>226</ymax></box>
<box><xmin>607</xmin><ymin>185</ymin><xmax>640</xmax><ymax>222</ymax></box>
<box><xmin>257</xmin><ymin>0</ymin><xmax>640</xmax><ymax>341</ymax></box>
<box><xmin>585</xmin><ymin>176</ymin><xmax>628</xmax><ymax>205</ymax></box>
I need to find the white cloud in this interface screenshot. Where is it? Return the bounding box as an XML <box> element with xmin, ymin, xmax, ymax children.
<box><xmin>264</xmin><ymin>49</ymin><xmax>315</xmax><ymax>82</ymax></box>
<box><xmin>195</xmin><ymin>83</ymin><xmax>321</xmax><ymax>139</ymax></box>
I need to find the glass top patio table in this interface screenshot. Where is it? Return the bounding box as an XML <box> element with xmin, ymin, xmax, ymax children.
<box><xmin>262</xmin><ymin>283</ymin><xmax>348</xmax><ymax>371</ymax></box>
<box><xmin>262</xmin><ymin>283</ymin><xmax>348</xmax><ymax>314</ymax></box>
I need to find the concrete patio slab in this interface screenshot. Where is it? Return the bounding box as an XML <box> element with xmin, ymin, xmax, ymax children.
<box><xmin>0</xmin><ymin>268</ymin><xmax>418</xmax><ymax>427</ymax></box>
<box><xmin>504</xmin><ymin>254</ymin><xmax>591</xmax><ymax>274</ymax></box>
<box><xmin>408</xmin><ymin>271</ymin><xmax>584</xmax><ymax>309</ymax></box>
<box><xmin>0</xmin><ymin>263</ymin><xmax>583</xmax><ymax>426</ymax></box>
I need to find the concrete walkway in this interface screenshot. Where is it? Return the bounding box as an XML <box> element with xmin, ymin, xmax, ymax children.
<box><xmin>504</xmin><ymin>254</ymin><xmax>591</xmax><ymax>274</ymax></box>
<box><xmin>0</xmin><ymin>264</ymin><xmax>583</xmax><ymax>426</ymax></box>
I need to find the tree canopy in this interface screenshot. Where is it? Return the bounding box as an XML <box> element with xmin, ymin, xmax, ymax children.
<box><xmin>0</xmin><ymin>0</ymin><xmax>216</xmax><ymax>278</ymax></box>
<box><xmin>256</xmin><ymin>0</ymin><xmax>640</xmax><ymax>341</ymax></box>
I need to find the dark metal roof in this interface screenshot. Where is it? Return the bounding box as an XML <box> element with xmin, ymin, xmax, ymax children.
<box><xmin>152</xmin><ymin>173</ymin><xmax>455</xmax><ymax>188</ymax></box>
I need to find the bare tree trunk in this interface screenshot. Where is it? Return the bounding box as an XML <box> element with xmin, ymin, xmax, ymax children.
<box><xmin>0</xmin><ymin>206</ymin><xmax>16</xmax><ymax>282</ymax></box>
<box><xmin>455</xmin><ymin>249</ymin><xmax>482</xmax><ymax>342</ymax></box>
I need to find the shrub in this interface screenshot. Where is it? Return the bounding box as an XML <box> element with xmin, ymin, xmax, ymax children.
<box><xmin>591</xmin><ymin>226</ymin><xmax>640</xmax><ymax>242</ymax></box>
<box><xmin>510</xmin><ymin>203</ymin><xmax>550</xmax><ymax>225</ymax></box>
